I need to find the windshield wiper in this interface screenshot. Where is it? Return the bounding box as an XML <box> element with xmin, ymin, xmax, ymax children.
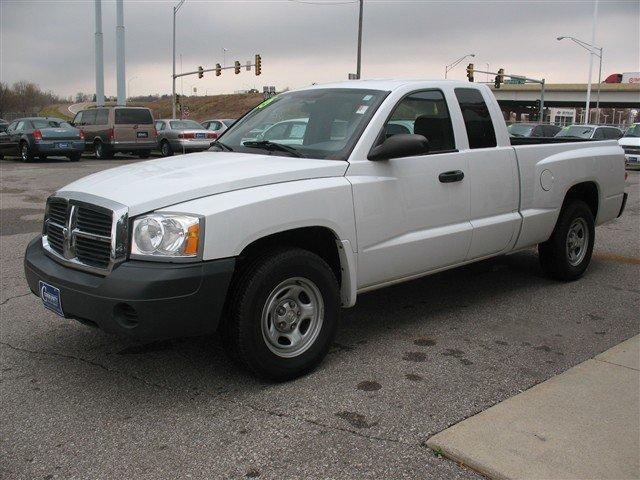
<box><xmin>209</xmin><ymin>140</ymin><xmax>233</xmax><ymax>152</ymax></box>
<box><xmin>242</xmin><ymin>140</ymin><xmax>305</xmax><ymax>158</ymax></box>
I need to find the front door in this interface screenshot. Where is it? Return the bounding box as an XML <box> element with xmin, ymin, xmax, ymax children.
<box><xmin>348</xmin><ymin>89</ymin><xmax>472</xmax><ymax>289</ymax></box>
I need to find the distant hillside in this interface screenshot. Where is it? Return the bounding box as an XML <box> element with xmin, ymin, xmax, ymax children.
<box><xmin>137</xmin><ymin>93</ymin><xmax>264</xmax><ymax>121</ymax></box>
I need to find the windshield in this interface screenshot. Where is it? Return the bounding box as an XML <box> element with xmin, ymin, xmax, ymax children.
<box><xmin>624</xmin><ymin>124</ymin><xmax>640</xmax><ymax>138</ymax></box>
<box><xmin>32</xmin><ymin>119</ymin><xmax>70</xmax><ymax>129</ymax></box>
<box><xmin>170</xmin><ymin>120</ymin><xmax>203</xmax><ymax>130</ymax></box>
<box><xmin>555</xmin><ymin>125</ymin><xmax>594</xmax><ymax>138</ymax></box>
<box><xmin>507</xmin><ymin>123</ymin><xmax>535</xmax><ymax>137</ymax></box>
<box><xmin>219</xmin><ymin>88</ymin><xmax>387</xmax><ymax>160</ymax></box>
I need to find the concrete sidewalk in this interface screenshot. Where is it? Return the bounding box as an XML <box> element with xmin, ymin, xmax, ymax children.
<box><xmin>428</xmin><ymin>335</ymin><xmax>640</xmax><ymax>480</ymax></box>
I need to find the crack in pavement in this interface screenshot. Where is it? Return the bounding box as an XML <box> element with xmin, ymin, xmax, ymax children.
<box><xmin>0</xmin><ymin>340</ymin><xmax>416</xmax><ymax>450</ymax></box>
<box><xmin>226</xmin><ymin>398</ymin><xmax>412</xmax><ymax>447</ymax></box>
<box><xmin>0</xmin><ymin>292</ymin><xmax>31</xmax><ymax>306</ymax></box>
<box><xmin>0</xmin><ymin>341</ymin><xmax>167</xmax><ymax>391</ymax></box>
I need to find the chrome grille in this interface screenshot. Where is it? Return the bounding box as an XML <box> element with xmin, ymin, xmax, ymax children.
<box><xmin>42</xmin><ymin>195</ymin><xmax>128</xmax><ymax>275</ymax></box>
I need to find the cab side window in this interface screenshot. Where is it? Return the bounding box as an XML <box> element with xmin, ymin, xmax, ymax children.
<box><xmin>16</xmin><ymin>121</ymin><xmax>26</xmax><ymax>131</ymax></box>
<box><xmin>383</xmin><ymin>90</ymin><xmax>455</xmax><ymax>153</ymax></box>
<box><xmin>454</xmin><ymin>88</ymin><xmax>497</xmax><ymax>149</ymax></box>
<box><xmin>593</xmin><ymin>128</ymin><xmax>604</xmax><ymax>140</ymax></box>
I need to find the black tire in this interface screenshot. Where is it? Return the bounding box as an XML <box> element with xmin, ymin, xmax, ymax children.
<box><xmin>94</xmin><ymin>141</ymin><xmax>113</xmax><ymax>160</ymax></box>
<box><xmin>68</xmin><ymin>153</ymin><xmax>81</xmax><ymax>162</ymax></box>
<box><xmin>137</xmin><ymin>149</ymin><xmax>151</xmax><ymax>159</ymax></box>
<box><xmin>160</xmin><ymin>140</ymin><xmax>173</xmax><ymax>157</ymax></box>
<box><xmin>222</xmin><ymin>248</ymin><xmax>340</xmax><ymax>381</ymax></box>
<box><xmin>538</xmin><ymin>200</ymin><xmax>595</xmax><ymax>281</ymax></box>
<box><xmin>20</xmin><ymin>141</ymin><xmax>35</xmax><ymax>162</ymax></box>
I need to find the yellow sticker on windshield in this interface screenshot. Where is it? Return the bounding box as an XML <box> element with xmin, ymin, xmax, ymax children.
<box><xmin>257</xmin><ymin>96</ymin><xmax>278</xmax><ymax>109</ymax></box>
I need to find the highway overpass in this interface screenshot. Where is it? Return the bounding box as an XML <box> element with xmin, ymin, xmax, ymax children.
<box><xmin>490</xmin><ymin>83</ymin><xmax>640</xmax><ymax>108</ymax></box>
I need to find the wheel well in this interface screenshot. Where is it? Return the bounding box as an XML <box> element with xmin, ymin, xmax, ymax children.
<box><xmin>237</xmin><ymin>227</ymin><xmax>342</xmax><ymax>285</ymax></box>
<box><xmin>564</xmin><ymin>182</ymin><xmax>599</xmax><ymax>219</ymax></box>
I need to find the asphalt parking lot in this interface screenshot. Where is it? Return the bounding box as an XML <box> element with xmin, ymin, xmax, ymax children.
<box><xmin>1</xmin><ymin>155</ymin><xmax>638</xmax><ymax>480</ymax></box>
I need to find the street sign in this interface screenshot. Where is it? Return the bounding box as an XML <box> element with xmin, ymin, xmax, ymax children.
<box><xmin>348</xmin><ymin>73</ymin><xmax>359</xmax><ymax>80</ymax></box>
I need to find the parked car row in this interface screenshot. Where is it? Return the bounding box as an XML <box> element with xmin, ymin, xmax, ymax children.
<box><xmin>508</xmin><ymin>122</ymin><xmax>624</xmax><ymax>140</ymax></box>
<box><xmin>0</xmin><ymin>109</ymin><xmax>238</xmax><ymax>162</ymax></box>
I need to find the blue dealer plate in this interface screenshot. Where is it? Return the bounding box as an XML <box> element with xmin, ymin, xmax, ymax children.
<box><xmin>39</xmin><ymin>281</ymin><xmax>64</xmax><ymax>317</ymax></box>
<box><xmin>196</xmin><ymin>132</ymin><xmax>206</xmax><ymax>139</ymax></box>
<box><xmin>56</xmin><ymin>142</ymin><xmax>70</xmax><ymax>149</ymax></box>
<box><xmin>136</xmin><ymin>131</ymin><xmax>148</xmax><ymax>138</ymax></box>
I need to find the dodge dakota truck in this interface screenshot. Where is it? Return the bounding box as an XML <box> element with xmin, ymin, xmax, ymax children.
<box><xmin>24</xmin><ymin>80</ymin><xmax>628</xmax><ymax>380</ymax></box>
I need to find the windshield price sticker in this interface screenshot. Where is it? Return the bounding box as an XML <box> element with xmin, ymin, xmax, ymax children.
<box><xmin>356</xmin><ymin>105</ymin><xmax>369</xmax><ymax>115</ymax></box>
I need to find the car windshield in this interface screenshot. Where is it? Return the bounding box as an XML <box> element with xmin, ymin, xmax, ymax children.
<box><xmin>219</xmin><ymin>88</ymin><xmax>388</xmax><ymax>160</ymax></box>
<box><xmin>555</xmin><ymin>125</ymin><xmax>594</xmax><ymax>138</ymax></box>
<box><xmin>170</xmin><ymin>120</ymin><xmax>203</xmax><ymax>130</ymax></box>
<box><xmin>623</xmin><ymin>124</ymin><xmax>640</xmax><ymax>138</ymax></box>
<box><xmin>507</xmin><ymin>124</ymin><xmax>535</xmax><ymax>136</ymax></box>
<box><xmin>32</xmin><ymin>119</ymin><xmax>69</xmax><ymax>129</ymax></box>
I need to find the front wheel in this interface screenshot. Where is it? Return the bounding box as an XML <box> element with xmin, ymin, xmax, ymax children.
<box><xmin>160</xmin><ymin>140</ymin><xmax>173</xmax><ymax>157</ymax></box>
<box><xmin>222</xmin><ymin>248</ymin><xmax>340</xmax><ymax>381</ymax></box>
<box><xmin>538</xmin><ymin>200</ymin><xmax>595</xmax><ymax>281</ymax></box>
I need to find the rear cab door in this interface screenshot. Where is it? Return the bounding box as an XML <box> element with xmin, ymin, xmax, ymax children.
<box><xmin>451</xmin><ymin>86</ymin><xmax>520</xmax><ymax>260</ymax></box>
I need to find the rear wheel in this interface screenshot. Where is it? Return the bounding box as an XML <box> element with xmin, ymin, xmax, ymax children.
<box><xmin>160</xmin><ymin>140</ymin><xmax>173</xmax><ymax>157</ymax></box>
<box><xmin>95</xmin><ymin>141</ymin><xmax>113</xmax><ymax>160</ymax></box>
<box><xmin>538</xmin><ymin>200</ymin><xmax>595</xmax><ymax>281</ymax></box>
<box><xmin>222</xmin><ymin>248</ymin><xmax>340</xmax><ymax>381</ymax></box>
<box><xmin>20</xmin><ymin>141</ymin><xmax>34</xmax><ymax>162</ymax></box>
<box><xmin>68</xmin><ymin>153</ymin><xmax>81</xmax><ymax>162</ymax></box>
<box><xmin>137</xmin><ymin>149</ymin><xmax>151</xmax><ymax>159</ymax></box>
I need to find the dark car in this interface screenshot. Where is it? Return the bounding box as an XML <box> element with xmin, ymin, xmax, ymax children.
<box><xmin>507</xmin><ymin>123</ymin><xmax>562</xmax><ymax>138</ymax></box>
<box><xmin>0</xmin><ymin>117</ymin><xmax>85</xmax><ymax>162</ymax></box>
<box><xmin>0</xmin><ymin>119</ymin><xmax>8</xmax><ymax>133</ymax></box>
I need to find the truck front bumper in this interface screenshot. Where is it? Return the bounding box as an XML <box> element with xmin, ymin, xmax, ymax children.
<box><xmin>24</xmin><ymin>237</ymin><xmax>236</xmax><ymax>340</ymax></box>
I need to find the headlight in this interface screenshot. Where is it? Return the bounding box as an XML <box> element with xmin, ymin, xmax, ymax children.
<box><xmin>131</xmin><ymin>213</ymin><xmax>202</xmax><ymax>259</ymax></box>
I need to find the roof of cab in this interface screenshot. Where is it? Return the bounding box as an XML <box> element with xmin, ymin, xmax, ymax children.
<box><xmin>299</xmin><ymin>79</ymin><xmax>476</xmax><ymax>92</ymax></box>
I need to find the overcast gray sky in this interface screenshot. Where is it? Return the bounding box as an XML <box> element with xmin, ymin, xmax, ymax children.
<box><xmin>1</xmin><ymin>0</ymin><xmax>638</xmax><ymax>98</ymax></box>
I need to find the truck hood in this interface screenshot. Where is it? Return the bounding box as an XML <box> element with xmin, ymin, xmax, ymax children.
<box><xmin>618</xmin><ymin>137</ymin><xmax>640</xmax><ymax>147</ymax></box>
<box><xmin>59</xmin><ymin>152</ymin><xmax>348</xmax><ymax>216</ymax></box>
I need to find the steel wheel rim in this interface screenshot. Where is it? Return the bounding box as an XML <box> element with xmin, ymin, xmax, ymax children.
<box><xmin>261</xmin><ymin>277</ymin><xmax>324</xmax><ymax>358</ymax></box>
<box><xmin>95</xmin><ymin>143</ymin><xmax>102</xmax><ymax>158</ymax></box>
<box><xmin>566</xmin><ymin>217</ymin><xmax>589</xmax><ymax>266</ymax></box>
<box><xmin>21</xmin><ymin>144</ymin><xmax>28</xmax><ymax>160</ymax></box>
<box><xmin>162</xmin><ymin>143</ymin><xmax>169</xmax><ymax>156</ymax></box>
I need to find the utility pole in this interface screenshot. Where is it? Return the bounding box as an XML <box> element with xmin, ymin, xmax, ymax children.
<box><xmin>94</xmin><ymin>0</ymin><xmax>104</xmax><ymax>107</ymax></box>
<box><xmin>585</xmin><ymin>0</ymin><xmax>599</xmax><ymax>124</ymax></box>
<box><xmin>115</xmin><ymin>0</ymin><xmax>126</xmax><ymax>106</ymax></box>
<box><xmin>356</xmin><ymin>0</ymin><xmax>363</xmax><ymax>79</ymax></box>
<box><xmin>172</xmin><ymin>0</ymin><xmax>186</xmax><ymax>119</ymax></box>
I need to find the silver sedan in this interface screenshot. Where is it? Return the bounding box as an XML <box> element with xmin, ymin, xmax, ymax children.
<box><xmin>155</xmin><ymin>119</ymin><xmax>216</xmax><ymax>157</ymax></box>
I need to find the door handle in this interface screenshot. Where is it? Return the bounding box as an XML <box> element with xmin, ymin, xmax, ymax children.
<box><xmin>438</xmin><ymin>170</ymin><xmax>465</xmax><ymax>183</ymax></box>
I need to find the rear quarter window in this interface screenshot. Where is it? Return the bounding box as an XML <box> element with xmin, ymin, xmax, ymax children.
<box><xmin>454</xmin><ymin>88</ymin><xmax>497</xmax><ymax>149</ymax></box>
<box><xmin>115</xmin><ymin>109</ymin><xmax>153</xmax><ymax>125</ymax></box>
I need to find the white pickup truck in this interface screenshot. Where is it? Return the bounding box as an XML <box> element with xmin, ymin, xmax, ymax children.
<box><xmin>24</xmin><ymin>80</ymin><xmax>627</xmax><ymax>380</ymax></box>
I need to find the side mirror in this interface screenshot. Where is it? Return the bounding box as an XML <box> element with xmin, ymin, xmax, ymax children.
<box><xmin>368</xmin><ymin>134</ymin><xmax>429</xmax><ymax>161</ymax></box>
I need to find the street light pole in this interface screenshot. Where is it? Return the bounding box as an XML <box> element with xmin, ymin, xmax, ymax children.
<box><xmin>356</xmin><ymin>0</ymin><xmax>363</xmax><ymax>79</ymax></box>
<box><xmin>172</xmin><ymin>0</ymin><xmax>186</xmax><ymax>119</ymax></box>
<box><xmin>445</xmin><ymin>54</ymin><xmax>475</xmax><ymax>79</ymax></box>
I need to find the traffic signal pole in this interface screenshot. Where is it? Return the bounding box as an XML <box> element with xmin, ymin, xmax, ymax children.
<box><xmin>470</xmin><ymin>68</ymin><xmax>546</xmax><ymax>122</ymax></box>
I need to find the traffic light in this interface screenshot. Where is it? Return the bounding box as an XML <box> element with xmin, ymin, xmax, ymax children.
<box><xmin>234</xmin><ymin>61</ymin><xmax>241</xmax><ymax>74</ymax></box>
<box><xmin>255</xmin><ymin>54</ymin><xmax>262</xmax><ymax>76</ymax></box>
<box><xmin>215</xmin><ymin>63</ymin><xmax>222</xmax><ymax>76</ymax></box>
<box><xmin>466</xmin><ymin>63</ymin><xmax>474</xmax><ymax>82</ymax></box>
<box><xmin>494</xmin><ymin>68</ymin><xmax>504</xmax><ymax>89</ymax></box>
<box><xmin>175</xmin><ymin>93</ymin><xmax>181</xmax><ymax>106</ymax></box>
<box><xmin>198</xmin><ymin>66</ymin><xmax>204</xmax><ymax>79</ymax></box>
